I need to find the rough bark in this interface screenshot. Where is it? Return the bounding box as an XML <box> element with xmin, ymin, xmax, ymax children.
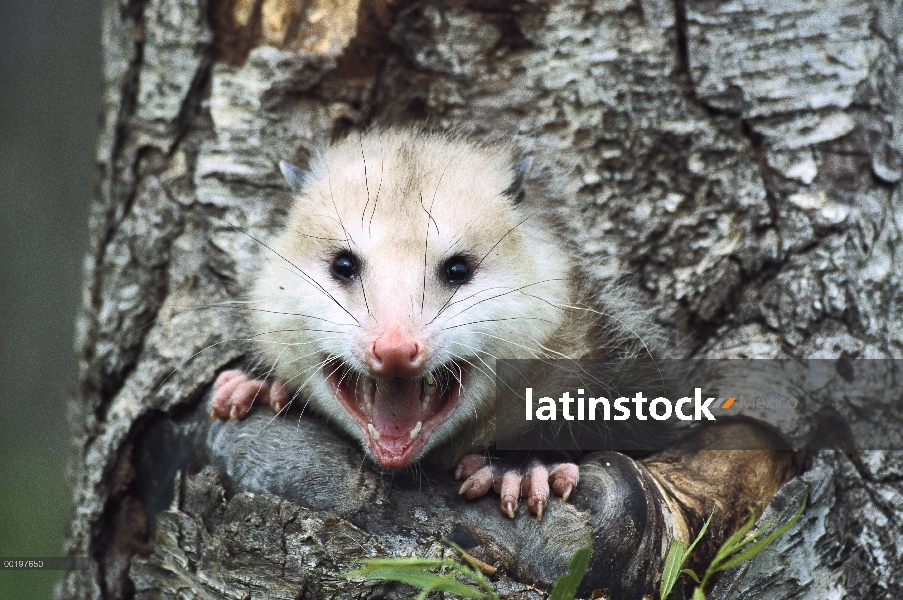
<box><xmin>61</xmin><ymin>0</ymin><xmax>903</xmax><ymax>598</ymax></box>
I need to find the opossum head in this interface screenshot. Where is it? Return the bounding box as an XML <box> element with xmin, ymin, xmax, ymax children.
<box><xmin>252</xmin><ymin>129</ymin><xmax>574</xmax><ymax>469</ymax></box>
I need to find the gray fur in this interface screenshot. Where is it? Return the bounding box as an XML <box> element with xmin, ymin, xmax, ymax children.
<box><xmin>279</xmin><ymin>160</ymin><xmax>310</xmax><ymax>193</ymax></box>
<box><xmin>506</xmin><ymin>156</ymin><xmax>534</xmax><ymax>203</ymax></box>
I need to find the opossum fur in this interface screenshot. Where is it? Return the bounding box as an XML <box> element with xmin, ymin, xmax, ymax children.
<box><xmin>247</xmin><ymin>128</ymin><xmax>666</xmax><ymax>470</ymax></box>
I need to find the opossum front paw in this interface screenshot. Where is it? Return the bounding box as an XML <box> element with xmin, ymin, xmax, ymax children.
<box><xmin>455</xmin><ymin>455</ymin><xmax>580</xmax><ymax>521</ymax></box>
<box><xmin>210</xmin><ymin>369</ymin><xmax>290</xmax><ymax>421</ymax></box>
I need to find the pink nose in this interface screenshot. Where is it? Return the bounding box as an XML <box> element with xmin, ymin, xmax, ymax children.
<box><xmin>366</xmin><ymin>328</ymin><xmax>426</xmax><ymax>378</ymax></box>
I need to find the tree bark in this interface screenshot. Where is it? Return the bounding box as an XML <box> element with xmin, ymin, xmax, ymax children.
<box><xmin>60</xmin><ymin>0</ymin><xmax>903</xmax><ymax>598</ymax></box>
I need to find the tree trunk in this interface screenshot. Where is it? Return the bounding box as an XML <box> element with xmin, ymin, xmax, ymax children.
<box><xmin>60</xmin><ymin>0</ymin><xmax>903</xmax><ymax>598</ymax></box>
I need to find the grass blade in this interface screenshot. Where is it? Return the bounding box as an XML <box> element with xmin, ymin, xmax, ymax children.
<box><xmin>716</xmin><ymin>493</ymin><xmax>807</xmax><ymax>573</ymax></box>
<box><xmin>346</xmin><ymin>557</ymin><xmax>452</xmax><ymax>573</ymax></box>
<box><xmin>659</xmin><ymin>540</ymin><xmax>685</xmax><ymax>600</ymax></box>
<box><xmin>709</xmin><ymin>508</ymin><xmax>756</xmax><ymax>567</ymax></box>
<box><xmin>682</xmin><ymin>511</ymin><xmax>712</xmax><ymax>562</ymax></box>
<box><xmin>550</xmin><ymin>534</ymin><xmax>592</xmax><ymax>600</ymax></box>
<box><xmin>681</xmin><ymin>569</ymin><xmax>701</xmax><ymax>584</ymax></box>
<box><xmin>349</xmin><ymin>567</ymin><xmax>488</xmax><ymax>598</ymax></box>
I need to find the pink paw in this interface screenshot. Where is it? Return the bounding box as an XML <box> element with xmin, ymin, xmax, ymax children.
<box><xmin>455</xmin><ymin>454</ymin><xmax>580</xmax><ymax>520</ymax></box>
<box><xmin>210</xmin><ymin>369</ymin><xmax>290</xmax><ymax>421</ymax></box>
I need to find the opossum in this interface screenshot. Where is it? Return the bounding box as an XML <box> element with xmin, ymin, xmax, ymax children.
<box><xmin>210</xmin><ymin>128</ymin><xmax>664</xmax><ymax>519</ymax></box>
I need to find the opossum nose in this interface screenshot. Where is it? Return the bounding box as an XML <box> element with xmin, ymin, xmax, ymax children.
<box><xmin>366</xmin><ymin>329</ymin><xmax>426</xmax><ymax>378</ymax></box>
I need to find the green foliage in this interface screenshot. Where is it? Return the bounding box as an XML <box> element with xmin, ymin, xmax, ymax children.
<box><xmin>344</xmin><ymin>492</ymin><xmax>806</xmax><ymax>600</ymax></box>
<box><xmin>660</xmin><ymin>510</ymin><xmax>712</xmax><ymax>600</ymax></box>
<box><xmin>659</xmin><ymin>493</ymin><xmax>808</xmax><ymax>600</ymax></box>
<box><xmin>343</xmin><ymin>534</ymin><xmax>592</xmax><ymax>599</ymax></box>
<box><xmin>549</xmin><ymin>534</ymin><xmax>592</xmax><ymax>600</ymax></box>
<box><xmin>344</xmin><ymin>554</ymin><xmax>497</xmax><ymax>600</ymax></box>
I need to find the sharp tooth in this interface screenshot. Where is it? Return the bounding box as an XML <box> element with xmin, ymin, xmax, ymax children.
<box><xmin>367</xmin><ymin>423</ymin><xmax>381</xmax><ymax>440</ymax></box>
<box><xmin>425</xmin><ymin>372</ymin><xmax>435</xmax><ymax>386</ymax></box>
<box><xmin>422</xmin><ymin>394</ymin><xmax>431</xmax><ymax>412</ymax></box>
<box><xmin>409</xmin><ymin>421</ymin><xmax>422</xmax><ymax>440</ymax></box>
<box><xmin>363</xmin><ymin>380</ymin><xmax>374</xmax><ymax>412</ymax></box>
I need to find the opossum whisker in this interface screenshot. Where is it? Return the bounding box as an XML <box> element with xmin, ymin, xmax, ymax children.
<box><xmin>170</xmin><ymin>302</ymin><xmax>353</xmax><ymax>326</ymax></box>
<box><xmin>355</xmin><ymin>135</ymin><xmax>376</xmax><ymax>321</ymax></box>
<box><xmin>284</xmin><ymin>228</ymin><xmax>346</xmax><ymax>243</ymax></box>
<box><xmin>259</xmin><ymin>327</ymin><xmax>348</xmax><ymax>335</ymax></box>
<box><xmin>155</xmin><ymin>329</ymin><xmax>320</xmax><ymax>393</ymax></box>
<box><xmin>417</xmin><ymin>144</ymin><xmax>467</xmax><ymax>315</ymax></box>
<box><xmin>358</xmin><ymin>274</ymin><xmax>374</xmax><ymax>321</ymax></box>
<box><xmin>446</xmin><ymin>343</ymin><xmax>497</xmax><ymax>384</ymax></box>
<box><xmin>442</xmin><ymin>351</ymin><xmax>485</xmax><ymax>423</ymax></box>
<box><xmin>240</xmin><ymin>309</ymin><xmax>351</xmax><ymax>324</ymax></box>
<box><xmin>451</xmin><ymin>339</ymin><xmax>528</xmax><ymax>364</ymax></box>
<box><xmin>523</xmin><ymin>294</ymin><xmax>660</xmax><ymax>363</ymax></box>
<box><xmin>429</xmin><ymin>211</ymin><xmax>537</xmax><ymax>323</ymax></box>
<box><xmin>266</xmin><ymin>260</ymin><xmax>363</xmax><ymax>317</ymax></box>
<box><xmin>324</xmin><ymin>162</ymin><xmax>356</xmax><ymax>249</ymax></box>
<box><xmin>162</xmin><ymin>329</ymin><xmax>340</xmax><ymax>399</ymax></box>
<box><xmin>336</xmin><ymin>363</ymin><xmax>356</xmax><ymax>391</ymax></box>
<box><xmin>449</xmin><ymin>341</ymin><xmax>540</xmax><ymax>407</ymax></box>
<box><xmin>440</xmin><ymin>316</ymin><xmax>556</xmax><ymax>331</ymax></box>
<box><xmin>420</xmin><ymin>192</ymin><xmax>431</xmax><ymax>313</ymax></box>
<box><xmin>430</xmin><ymin>284</ymin><xmax>521</xmax><ymax>313</ymax></box>
<box><xmin>135</xmin><ymin>295</ymin><xmax>268</xmax><ymax>333</ymax></box>
<box><xmin>443</xmin><ymin>214</ymin><xmax>482</xmax><ymax>254</ymax></box>
<box><xmin>238</xmin><ymin>349</ymin><xmax>291</xmax><ymax>430</ymax></box>
<box><xmin>256</xmin><ymin>336</ymin><xmax>341</xmax><ymax>348</ymax></box>
<box><xmin>292</xmin><ymin>358</ymin><xmax>344</xmax><ymax>419</ymax></box>
<box><xmin>278</xmin><ymin>344</ymin><xmax>341</xmax><ymax>370</ymax></box>
<box><xmin>247</xmin><ymin>355</ymin><xmax>337</xmax><ymax>437</ymax></box>
<box><xmin>210</xmin><ymin>215</ymin><xmax>361</xmax><ymax>325</ymax></box>
<box><xmin>509</xmin><ymin>335</ymin><xmax>629</xmax><ymax>398</ymax></box>
<box><xmin>359</xmin><ymin>132</ymin><xmax>371</xmax><ymax>230</ymax></box>
<box><xmin>442</xmin><ymin>278</ymin><xmax>570</xmax><ymax>322</ymax></box>
<box><xmin>262</xmin><ymin>346</ymin><xmax>287</xmax><ymax>381</ymax></box>
<box><xmin>467</xmin><ymin>332</ymin><xmax>554</xmax><ymax>360</ymax></box>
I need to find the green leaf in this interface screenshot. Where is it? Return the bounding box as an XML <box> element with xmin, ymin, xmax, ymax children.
<box><xmin>660</xmin><ymin>510</ymin><xmax>713</xmax><ymax>600</ymax></box>
<box><xmin>549</xmin><ymin>534</ymin><xmax>592</xmax><ymax>600</ymax></box>
<box><xmin>682</xmin><ymin>511</ymin><xmax>713</xmax><ymax>562</ymax></box>
<box><xmin>659</xmin><ymin>540</ymin><xmax>685</xmax><ymax>600</ymax></box>
<box><xmin>709</xmin><ymin>508</ymin><xmax>757</xmax><ymax>568</ymax></box>
<box><xmin>345</xmin><ymin>557</ymin><xmax>453</xmax><ymax>574</ymax></box>
<box><xmin>441</xmin><ymin>536</ymin><xmax>500</xmax><ymax>600</ymax></box>
<box><xmin>691</xmin><ymin>586</ymin><xmax>707</xmax><ymax>600</ymax></box>
<box><xmin>414</xmin><ymin>573</ymin><xmax>471</xmax><ymax>600</ymax></box>
<box><xmin>716</xmin><ymin>493</ymin><xmax>807</xmax><ymax>573</ymax></box>
<box><xmin>348</xmin><ymin>567</ymin><xmax>488</xmax><ymax>598</ymax></box>
<box><xmin>680</xmin><ymin>568</ymin><xmax>701</xmax><ymax>584</ymax></box>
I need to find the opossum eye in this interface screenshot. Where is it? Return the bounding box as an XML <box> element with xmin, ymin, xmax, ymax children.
<box><xmin>331</xmin><ymin>252</ymin><xmax>359</xmax><ymax>281</ymax></box>
<box><xmin>443</xmin><ymin>256</ymin><xmax>472</xmax><ymax>285</ymax></box>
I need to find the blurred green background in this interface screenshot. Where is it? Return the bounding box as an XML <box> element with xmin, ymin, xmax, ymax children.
<box><xmin>0</xmin><ymin>0</ymin><xmax>101</xmax><ymax>597</ymax></box>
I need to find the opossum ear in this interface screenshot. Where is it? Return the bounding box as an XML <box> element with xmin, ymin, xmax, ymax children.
<box><xmin>505</xmin><ymin>156</ymin><xmax>533</xmax><ymax>204</ymax></box>
<box><xmin>279</xmin><ymin>161</ymin><xmax>310</xmax><ymax>194</ymax></box>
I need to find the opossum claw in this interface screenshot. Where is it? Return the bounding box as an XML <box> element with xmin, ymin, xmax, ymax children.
<box><xmin>550</xmin><ymin>463</ymin><xmax>580</xmax><ymax>502</ymax></box>
<box><xmin>456</xmin><ymin>455</ymin><xmax>580</xmax><ymax>519</ymax></box>
<box><xmin>500</xmin><ymin>471</ymin><xmax>522</xmax><ymax>518</ymax></box>
<box><xmin>211</xmin><ymin>369</ymin><xmax>289</xmax><ymax>421</ymax></box>
<box><xmin>455</xmin><ymin>454</ymin><xmax>489</xmax><ymax>480</ymax></box>
<box><xmin>459</xmin><ymin>465</ymin><xmax>494</xmax><ymax>498</ymax></box>
<box><xmin>522</xmin><ymin>465</ymin><xmax>550</xmax><ymax>520</ymax></box>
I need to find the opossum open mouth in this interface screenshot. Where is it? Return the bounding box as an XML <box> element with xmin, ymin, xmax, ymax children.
<box><xmin>326</xmin><ymin>362</ymin><xmax>467</xmax><ymax>469</ymax></box>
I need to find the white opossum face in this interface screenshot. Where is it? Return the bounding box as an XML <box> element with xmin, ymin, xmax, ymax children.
<box><xmin>251</xmin><ymin>130</ymin><xmax>573</xmax><ymax>469</ymax></box>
